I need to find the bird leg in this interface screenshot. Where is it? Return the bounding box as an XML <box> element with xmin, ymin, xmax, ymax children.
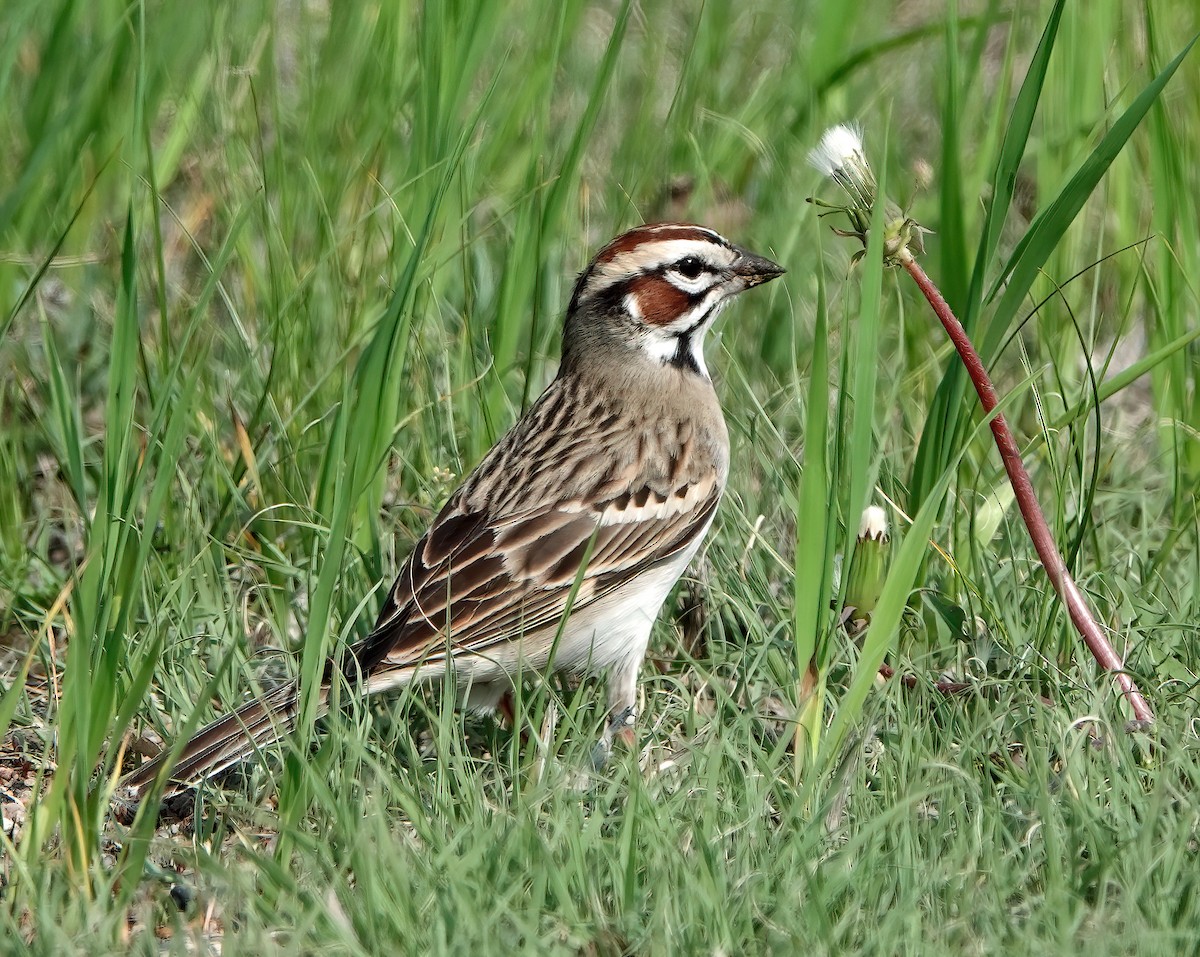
<box><xmin>590</xmin><ymin>704</ymin><xmax>637</xmax><ymax>769</ymax></box>
<box><xmin>608</xmin><ymin>704</ymin><xmax>637</xmax><ymax>746</ymax></box>
<box><xmin>590</xmin><ymin>657</ymin><xmax>643</xmax><ymax>767</ymax></box>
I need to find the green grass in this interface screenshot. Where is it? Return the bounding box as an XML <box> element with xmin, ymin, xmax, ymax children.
<box><xmin>2</xmin><ymin>0</ymin><xmax>1199</xmax><ymax>952</ymax></box>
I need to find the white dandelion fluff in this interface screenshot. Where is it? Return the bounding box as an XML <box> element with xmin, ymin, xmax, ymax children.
<box><xmin>857</xmin><ymin>505</ymin><xmax>890</xmax><ymax>543</ymax></box>
<box><xmin>807</xmin><ymin>123</ymin><xmax>867</xmax><ymax>178</ymax></box>
<box><xmin>809</xmin><ymin>123</ymin><xmax>877</xmax><ymax>210</ymax></box>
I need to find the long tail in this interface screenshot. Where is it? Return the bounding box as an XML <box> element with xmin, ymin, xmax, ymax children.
<box><xmin>120</xmin><ymin>680</ymin><xmax>328</xmax><ymax>798</ymax></box>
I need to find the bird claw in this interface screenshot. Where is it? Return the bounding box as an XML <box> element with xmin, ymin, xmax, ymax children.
<box><xmin>589</xmin><ymin>737</ymin><xmax>612</xmax><ymax>770</ymax></box>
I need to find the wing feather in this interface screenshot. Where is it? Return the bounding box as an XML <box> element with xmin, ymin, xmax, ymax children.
<box><xmin>351</xmin><ymin>478</ymin><xmax>720</xmax><ymax>678</ymax></box>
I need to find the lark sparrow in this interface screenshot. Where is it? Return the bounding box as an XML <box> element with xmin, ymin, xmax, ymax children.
<box><xmin>123</xmin><ymin>222</ymin><xmax>783</xmax><ymax>797</ymax></box>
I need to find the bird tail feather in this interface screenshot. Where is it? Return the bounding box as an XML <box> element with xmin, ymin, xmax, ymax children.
<box><xmin>120</xmin><ymin>680</ymin><xmax>326</xmax><ymax>798</ymax></box>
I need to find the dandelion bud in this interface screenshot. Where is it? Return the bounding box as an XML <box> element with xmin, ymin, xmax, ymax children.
<box><xmin>846</xmin><ymin>506</ymin><xmax>890</xmax><ymax>622</ymax></box>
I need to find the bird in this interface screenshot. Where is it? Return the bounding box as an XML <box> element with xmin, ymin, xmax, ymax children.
<box><xmin>121</xmin><ymin>222</ymin><xmax>784</xmax><ymax>799</ymax></box>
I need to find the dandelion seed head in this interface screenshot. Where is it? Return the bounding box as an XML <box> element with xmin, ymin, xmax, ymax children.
<box><xmin>807</xmin><ymin>123</ymin><xmax>926</xmax><ymax>265</ymax></box>
<box><xmin>808</xmin><ymin>124</ymin><xmax>866</xmax><ymax>177</ymax></box>
<box><xmin>858</xmin><ymin>505</ymin><xmax>890</xmax><ymax>542</ymax></box>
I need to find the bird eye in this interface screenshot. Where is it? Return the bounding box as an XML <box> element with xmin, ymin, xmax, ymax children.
<box><xmin>674</xmin><ymin>256</ymin><xmax>705</xmax><ymax>280</ymax></box>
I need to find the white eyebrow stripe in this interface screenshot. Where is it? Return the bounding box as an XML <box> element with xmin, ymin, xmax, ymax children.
<box><xmin>583</xmin><ymin>239</ymin><xmax>735</xmax><ymax>299</ymax></box>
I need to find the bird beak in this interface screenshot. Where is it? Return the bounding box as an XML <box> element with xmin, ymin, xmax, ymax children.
<box><xmin>731</xmin><ymin>246</ymin><xmax>786</xmax><ymax>288</ymax></box>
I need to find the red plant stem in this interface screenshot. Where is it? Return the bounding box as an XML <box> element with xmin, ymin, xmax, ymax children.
<box><xmin>898</xmin><ymin>252</ymin><xmax>1154</xmax><ymax>726</ymax></box>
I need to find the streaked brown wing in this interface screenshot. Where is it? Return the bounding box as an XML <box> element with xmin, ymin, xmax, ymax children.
<box><xmin>348</xmin><ymin>477</ymin><xmax>720</xmax><ymax>678</ymax></box>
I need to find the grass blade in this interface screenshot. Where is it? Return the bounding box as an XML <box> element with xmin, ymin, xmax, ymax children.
<box><xmin>982</xmin><ymin>33</ymin><xmax>1198</xmax><ymax>361</ymax></box>
<box><xmin>792</xmin><ymin>263</ymin><xmax>833</xmax><ymax>765</ymax></box>
<box><xmin>910</xmin><ymin>0</ymin><xmax>1066</xmax><ymax>507</ymax></box>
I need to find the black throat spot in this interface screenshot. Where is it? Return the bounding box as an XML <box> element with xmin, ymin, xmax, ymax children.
<box><xmin>668</xmin><ymin>332</ymin><xmax>704</xmax><ymax>375</ymax></box>
<box><xmin>663</xmin><ymin>300</ymin><xmax>719</xmax><ymax>376</ymax></box>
